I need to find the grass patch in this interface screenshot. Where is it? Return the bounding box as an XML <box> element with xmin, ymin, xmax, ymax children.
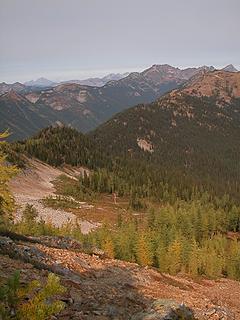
<box><xmin>53</xmin><ymin>174</ymin><xmax>97</xmax><ymax>202</ymax></box>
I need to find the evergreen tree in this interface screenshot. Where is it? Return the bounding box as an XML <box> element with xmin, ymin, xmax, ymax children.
<box><xmin>225</xmin><ymin>239</ymin><xmax>240</xmax><ymax>280</ymax></box>
<box><xmin>188</xmin><ymin>239</ymin><xmax>199</xmax><ymax>276</ymax></box>
<box><xmin>156</xmin><ymin>241</ymin><xmax>168</xmax><ymax>272</ymax></box>
<box><xmin>166</xmin><ymin>239</ymin><xmax>182</xmax><ymax>275</ymax></box>
<box><xmin>0</xmin><ymin>131</ymin><xmax>18</xmax><ymax>229</ymax></box>
<box><xmin>102</xmin><ymin>236</ymin><xmax>115</xmax><ymax>259</ymax></box>
<box><xmin>135</xmin><ymin>232</ymin><xmax>153</xmax><ymax>266</ymax></box>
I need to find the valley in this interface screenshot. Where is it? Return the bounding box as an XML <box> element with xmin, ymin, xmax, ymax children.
<box><xmin>1</xmin><ymin>67</ymin><xmax>240</xmax><ymax>319</ymax></box>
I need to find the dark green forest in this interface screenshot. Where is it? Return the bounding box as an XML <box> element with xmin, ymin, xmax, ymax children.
<box><xmin>92</xmin><ymin>95</ymin><xmax>240</xmax><ymax>202</ymax></box>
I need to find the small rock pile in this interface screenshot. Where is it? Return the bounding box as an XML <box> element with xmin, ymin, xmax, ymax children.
<box><xmin>131</xmin><ymin>299</ymin><xmax>195</xmax><ymax>319</ymax></box>
<box><xmin>202</xmin><ymin>306</ymin><xmax>235</xmax><ymax>320</ymax></box>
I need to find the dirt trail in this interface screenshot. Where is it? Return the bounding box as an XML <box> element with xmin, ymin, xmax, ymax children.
<box><xmin>9</xmin><ymin>158</ymin><xmax>98</xmax><ymax>233</ymax></box>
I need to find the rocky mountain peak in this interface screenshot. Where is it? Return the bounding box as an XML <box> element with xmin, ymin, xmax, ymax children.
<box><xmin>222</xmin><ymin>64</ymin><xmax>238</xmax><ymax>72</ymax></box>
<box><xmin>25</xmin><ymin>77</ymin><xmax>56</xmax><ymax>87</ymax></box>
<box><xmin>142</xmin><ymin>64</ymin><xmax>178</xmax><ymax>76</ymax></box>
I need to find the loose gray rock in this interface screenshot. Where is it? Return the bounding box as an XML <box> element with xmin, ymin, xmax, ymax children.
<box><xmin>131</xmin><ymin>299</ymin><xmax>195</xmax><ymax>320</ymax></box>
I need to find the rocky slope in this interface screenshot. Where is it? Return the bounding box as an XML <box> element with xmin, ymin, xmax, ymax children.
<box><xmin>0</xmin><ymin>234</ymin><xmax>239</xmax><ymax>319</ymax></box>
<box><xmin>9</xmin><ymin>158</ymin><xmax>98</xmax><ymax>233</ymax></box>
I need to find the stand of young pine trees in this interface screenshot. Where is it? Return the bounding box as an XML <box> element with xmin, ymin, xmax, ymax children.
<box><xmin>84</xmin><ymin>200</ymin><xmax>240</xmax><ymax>280</ymax></box>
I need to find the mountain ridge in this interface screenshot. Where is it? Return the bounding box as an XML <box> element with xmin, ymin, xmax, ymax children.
<box><xmin>1</xmin><ymin>65</ymin><xmax>239</xmax><ymax>141</ymax></box>
<box><xmin>1</xmin><ymin>64</ymin><xmax>238</xmax><ymax>93</ymax></box>
<box><xmin>24</xmin><ymin>72</ymin><xmax>130</xmax><ymax>88</ymax></box>
<box><xmin>24</xmin><ymin>77</ymin><xmax>57</xmax><ymax>88</ymax></box>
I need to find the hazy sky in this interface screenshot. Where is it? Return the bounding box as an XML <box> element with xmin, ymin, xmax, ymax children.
<box><xmin>0</xmin><ymin>0</ymin><xmax>239</xmax><ymax>83</ymax></box>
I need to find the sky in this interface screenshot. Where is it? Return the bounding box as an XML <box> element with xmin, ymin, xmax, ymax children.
<box><xmin>0</xmin><ymin>0</ymin><xmax>239</xmax><ymax>83</ymax></box>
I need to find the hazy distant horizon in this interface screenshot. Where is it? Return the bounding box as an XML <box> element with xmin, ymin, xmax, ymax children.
<box><xmin>0</xmin><ymin>0</ymin><xmax>239</xmax><ymax>83</ymax></box>
<box><xmin>1</xmin><ymin>63</ymin><xmax>240</xmax><ymax>84</ymax></box>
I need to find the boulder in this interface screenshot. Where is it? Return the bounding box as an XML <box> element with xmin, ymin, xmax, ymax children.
<box><xmin>131</xmin><ymin>299</ymin><xmax>195</xmax><ymax>320</ymax></box>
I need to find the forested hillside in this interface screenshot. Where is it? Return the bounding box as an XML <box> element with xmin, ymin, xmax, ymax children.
<box><xmin>19</xmin><ymin>126</ymin><xmax>104</xmax><ymax>168</ymax></box>
<box><xmin>92</xmin><ymin>71</ymin><xmax>240</xmax><ymax>202</ymax></box>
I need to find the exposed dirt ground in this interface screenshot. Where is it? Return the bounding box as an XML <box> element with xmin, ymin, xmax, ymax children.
<box><xmin>9</xmin><ymin>157</ymin><xmax>141</xmax><ymax>229</ymax></box>
<box><xmin>8</xmin><ymin>158</ymin><xmax>98</xmax><ymax>233</ymax></box>
<box><xmin>70</xmin><ymin>194</ymin><xmax>137</xmax><ymax>225</ymax></box>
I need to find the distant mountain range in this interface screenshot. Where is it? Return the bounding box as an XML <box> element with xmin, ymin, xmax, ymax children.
<box><xmin>20</xmin><ymin>65</ymin><xmax>240</xmax><ymax>88</ymax></box>
<box><xmin>23</xmin><ymin>73</ymin><xmax>130</xmax><ymax>88</ymax></box>
<box><xmin>60</xmin><ymin>72</ymin><xmax>130</xmax><ymax>87</ymax></box>
<box><xmin>0</xmin><ymin>82</ymin><xmax>26</xmax><ymax>95</ymax></box>
<box><xmin>0</xmin><ymin>64</ymin><xmax>239</xmax><ymax>140</ymax></box>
